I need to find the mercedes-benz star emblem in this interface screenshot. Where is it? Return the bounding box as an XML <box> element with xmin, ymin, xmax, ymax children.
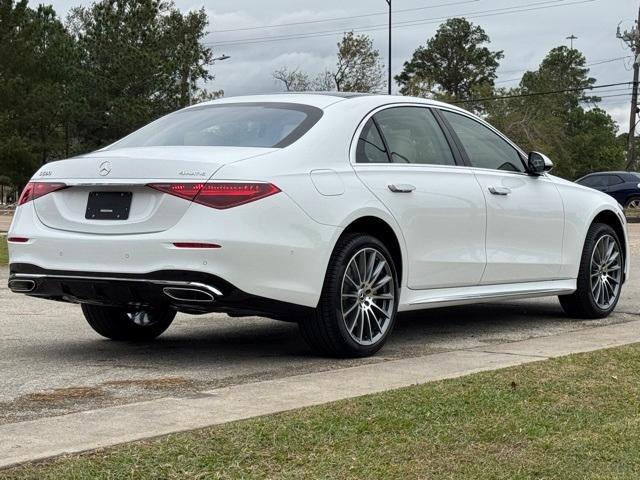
<box><xmin>98</xmin><ymin>161</ymin><xmax>112</xmax><ymax>176</ymax></box>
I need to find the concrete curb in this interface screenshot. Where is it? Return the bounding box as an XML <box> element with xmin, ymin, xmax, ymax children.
<box><xmin>1</xmin><ymin>319</ymin><xmax>639</xmax><ymax>469</ymax></box>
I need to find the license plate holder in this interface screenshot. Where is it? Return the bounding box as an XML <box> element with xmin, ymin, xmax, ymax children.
<box><xmin>85</xmin><ymin>192</ymin><xmax>132</xmax><ymax>220</ymax></box>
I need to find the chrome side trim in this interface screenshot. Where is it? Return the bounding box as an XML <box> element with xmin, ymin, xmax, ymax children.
<box><xmin>10</xmin><ymin>273</ymin><xmax>224</xmax><ymax>297</ymax></box>
<box><xmin>409</xmin><ymin>287</ymin><xmax>574</xmax><ymax>306</ymax></box>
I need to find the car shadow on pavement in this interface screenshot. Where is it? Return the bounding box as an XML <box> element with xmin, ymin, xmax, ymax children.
<box><xmin>22</xmin><ymin>299</ymin><xmax>575</xmax><ymax>365</ymax></box>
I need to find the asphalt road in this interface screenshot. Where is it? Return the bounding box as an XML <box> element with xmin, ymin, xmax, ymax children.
<box><xmin>1</xmin><ymin>224</ymin><xmax>639</xmax><ymax>425</ymax></box>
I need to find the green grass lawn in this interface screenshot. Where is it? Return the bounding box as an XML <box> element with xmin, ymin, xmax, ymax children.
<box><xmin>0</xmin><ymin>235</ymin><xmax>7</xmax><ymax>266</ymax></box>
<box><xmin>3</xmin><ymin>345</ymin><xmax>640</xmax><ymax>480</ymax></box>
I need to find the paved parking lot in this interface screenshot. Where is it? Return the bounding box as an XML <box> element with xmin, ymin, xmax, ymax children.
<box><xmin>1</xmin><ymin>224</ymin><xmax>639</xmax><ymax>425</ymax></box>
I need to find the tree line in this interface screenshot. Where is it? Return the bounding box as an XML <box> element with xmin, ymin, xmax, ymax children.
<box><xmin>0</xmin><ymin>0</ymin><xmax>628</xmax><ymax>198</ymax></box>
<box><xmin>273</xmin><ymin>18</ymin><xmax>626</xmax><ymax>180</ymax></box>
<box><xmin>0</xmin><ymin>0</ymin><xmax>217</xmax><ymax>192</ymax></box>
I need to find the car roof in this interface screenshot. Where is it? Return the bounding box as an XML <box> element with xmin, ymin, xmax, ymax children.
<box><xmin>194</xmin><ymin>92</ymin><xmax>468</xmax><ymax>113</ymax></box>
<box><xmin>581</xmin><ymin>171</ymin><xmax>636</xmax><ymax>177</ymax></box>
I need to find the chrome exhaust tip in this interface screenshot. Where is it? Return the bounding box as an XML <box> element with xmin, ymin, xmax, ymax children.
<box><xmin>162</xmin><ymin>287</ymin><xmax>215</xmax><ymax>303</ymax></box>
<box><xmin>8</xmin><ymin>279</ymin><xmax>36</xmax><ymax>293</ymax></box>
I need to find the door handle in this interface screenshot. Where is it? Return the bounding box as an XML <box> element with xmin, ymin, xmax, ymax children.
<box><xmin>388</xmin><ymin>184</ymin><xmax>416</xmax><ymax>193</ymax></box>
<box><xmin>488</xmin><ymin>186</ymin><xmax>511</xmax><ymax>196</ymax></box>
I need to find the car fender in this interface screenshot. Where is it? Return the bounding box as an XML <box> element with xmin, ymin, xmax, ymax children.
<box><xmin>552</xmin><ymin>175</ymin><xmax>628</xmax><ymax>279</ymax></box>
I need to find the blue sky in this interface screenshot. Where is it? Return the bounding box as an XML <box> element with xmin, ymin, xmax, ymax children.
<box><xmin>47</xmin><ymin>0</ymin><xmax>637</xmax><ymax>131</ymax></box>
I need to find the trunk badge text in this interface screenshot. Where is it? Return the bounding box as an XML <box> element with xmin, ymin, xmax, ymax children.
<box><xmin>98</xmin><ymin>161</ymin><xmax>112</xmax><ymax>176</ymax></box>
<box><xmin>179</xmin><ymin>171</ymin><xmax>206</xmax><ymax>177</ymax></box>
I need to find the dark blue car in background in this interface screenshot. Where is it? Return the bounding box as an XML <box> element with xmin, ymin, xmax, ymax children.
<box><xmin>576</xmin><ymin>171</ymin><xmax>640</xmax><ymax>210</ymax></box>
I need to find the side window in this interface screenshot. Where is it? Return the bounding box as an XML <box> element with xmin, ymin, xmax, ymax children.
<box><xmin>441</xmin><ymin>110</ymin><xmax>525</xmax><ymax>173</ymax></box>
<box><xmin>608</xmin><ymin>175</ymin><xmax>624</xmax><ymax>186</ymax></box>
<box><xmin>576</xmin><ymin>177</ymin><xmax>592</xmax><ymax>186</ymax></box>
<box><xmin>580</xmin><ymin>175</ymin><xmax>607</xmax><ymax>189</ymax></box>
<box><xmin>373</xmin><ymin>107</ymin><xmax>456</xmax><ymax>166</ymax></box>
<box><xmin>356</xmin><ymin>119</ymin><xmax>389</xmax><ymax>163</ymax></box>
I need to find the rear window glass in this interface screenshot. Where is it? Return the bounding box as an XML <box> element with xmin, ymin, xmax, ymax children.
<box><xmin>110</xmin><ymin>103</ymin><xmax>323</xmax><ymax>150</ymax></box>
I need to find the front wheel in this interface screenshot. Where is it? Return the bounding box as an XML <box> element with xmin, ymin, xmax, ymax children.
<box><xmin>298</xmin><ymin>234</ymin><xmax>399</xmax><ymax>358</ymax></box>
<box><xmin>81</xmin><ymin>304</ymin><xmax>176</xmax><ymax>341</ymax></box>
<box><xmin>559</xmin><ymin>223</ymin><xmax>623</xmax><ymax>319</ymax></box>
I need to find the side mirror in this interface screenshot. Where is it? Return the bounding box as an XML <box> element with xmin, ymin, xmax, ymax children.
<box><xmin>528</xmin><ymin>151</ymin><xmax>553</xmax><ymax>175</ymax></box>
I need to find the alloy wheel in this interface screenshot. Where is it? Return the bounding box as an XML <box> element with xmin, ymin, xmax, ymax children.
<box><xmin>626</xmin><ymin>199</ymin><xmax>640</xmax><ymax>210</ymax></box>
<box><xmin>590</xmin><ymin>234</ymin><xmax>622</xmax><ymax>309</ymax></box>
<box><xmin>341</xmin><ymin>247</ymin><xmax>395</xmax><ymax>346</ymax></box>
<box><xmin>128</xmin><ymin>310</ymin><xmax>155</xmax><ymax>327</ymax></box>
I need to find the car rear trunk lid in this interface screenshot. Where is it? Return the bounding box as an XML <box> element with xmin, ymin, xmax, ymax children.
<box><xmin>32</xmin><ymin>146</ymin><xmax>276</xmax><ymax>234</ymax></box>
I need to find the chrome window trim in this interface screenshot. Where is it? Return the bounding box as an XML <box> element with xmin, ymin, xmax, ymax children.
<box><xmin>350</xmin><ymin>102</ymin><xmax>537</xmax><ymax>178</ymax></box>
<box><xmin>433</xmin><ymin>105</ymin><xmax>532</xmax><ymax>176</ymax></box>
<box><xmin>349</xmin><ymin>102</ymin><xmax>469</xmax><ymax>171</ymax></box>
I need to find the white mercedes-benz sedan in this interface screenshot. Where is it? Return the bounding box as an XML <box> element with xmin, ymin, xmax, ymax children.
<box><xmin>7</xmin><ymin>93</ymin><xmax>629</xmax><ymax>357</ymax></box>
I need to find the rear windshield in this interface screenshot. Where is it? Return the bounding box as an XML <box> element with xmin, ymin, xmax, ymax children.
<box><xmin>110</xmin><ymin>102</ymin><xmax>323</xmax><ymax>150</ymax></box>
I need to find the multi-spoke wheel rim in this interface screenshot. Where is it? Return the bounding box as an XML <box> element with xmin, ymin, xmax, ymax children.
<box><xmin>590</xmin><ymin>234</ymin><xmax>622</xmax><ymax>310</ymax></box>
<box><xmin>627</xmin><ymin>199</ymin><xmax>640</xmax><ymax>210</ymax></box>
<box><xmin>341</xmin><ymin>247</ymin><xmax>395</xmax><ymax>346</ymax></box>
<box><xmin>128</xmin><ymin>311</ymin><xmax>155</xmax><ymax>327</ymax></box>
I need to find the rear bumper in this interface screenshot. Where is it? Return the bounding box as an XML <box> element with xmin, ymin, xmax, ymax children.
<box><xmin>8</xmin><ymin>264</ymin><xmax>313</xmax><ymax>320</ymax></box>
<box><xmin>8</xmin><ymin>196</ymin><xmax>341</xmax><ymax>308</ymax></box>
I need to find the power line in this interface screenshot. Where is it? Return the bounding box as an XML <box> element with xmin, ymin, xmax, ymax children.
<box><xmin>588</xmin><ymin>55</ymin><xmax>633</xmax><ymax>67</ymax></box>
<box><xmin>587</xmin><ymin>87</ymin><xmax>633</xmax><ymax>95</ymax></box>
<box><xmin>495</xmin><ymin>55</ymin><xmax>632</xmax><ymax>83</ymax></box>
<box><xmin>495</xmin><ymin>77</ymin><xmax>526</xmax><ymax>85</ymax></box>
<box><xmin>214</xmin><ymin>0</ymin><xmax>480</xmax><ymax>33</ymax></box>
<box><xmin>208</xmin><ymin>0</ymin><xmax>581</xmax><ymax>46</ymax></box>
<box><xmin>596</xmin><ymin>93</ymin><xmax>634</xmax><ymax>99</ymax></box>
<box><xmin>453</xmin><ymin>81</ymin><xmax>634</xmax><ymax>103</ymax></box>
<box><xmin>206</xmin><ymin>0</ymin><xmax>594</xmax><ymax>47</ymax></box>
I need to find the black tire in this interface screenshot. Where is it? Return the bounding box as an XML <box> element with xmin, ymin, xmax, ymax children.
<box><xmin>81</xmin><ymin>304</ymin><xmax>176</xmax><ymax>341</ymax></box>
<box><xmin>559</xmin><ymin>223</ymin><xmax>623</xmax><ymax>319</ymax></box>
<box><xmin>298</xmin><ymin>233</ymin><xmax>399</xmax><ymax>358</ymax></box>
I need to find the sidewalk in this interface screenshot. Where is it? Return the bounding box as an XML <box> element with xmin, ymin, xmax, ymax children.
<box><xmin>0</xmin><ymin>213</ymin><xmax>12</xmax><ymax>233</ymax></box>
<box><xmin>1</xmin><ymin>318</ymin><xmax>639</xmax><ymax>469</ymax></box>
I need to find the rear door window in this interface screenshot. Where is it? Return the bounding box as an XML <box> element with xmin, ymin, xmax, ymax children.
<box><xmin>607</xmin><ymin>175</ymin><xmax>624</xmax><ymax>186</ymax></box>
<box><xmin>356</xmin><ymin>119</ymin><xmax>390</xmax><ymax>163</ymax></box>
<box><xmin>371</xmin><ymin>107</ymin><xmax>456</xmax><ymax>166</ymax></box>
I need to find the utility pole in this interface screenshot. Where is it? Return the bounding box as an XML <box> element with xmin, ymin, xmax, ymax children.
<box><xmin>182</xmin><ymin>33</ymin><xmax>192</xmax><ymax>107</ymax></box>
<box><xmin>618</xmin><ymin>6</ymin><xmax>640</xmax><ymax>171</ymax></box>
<box><xmin>566</xmin><ymin>34</ymin><xmax>578</xmax><ymax>49</ymax></box>
<box><xmin>386</xmin><ymin>0</ymin><xmax>392</xmax><ymax>95</ymax></box>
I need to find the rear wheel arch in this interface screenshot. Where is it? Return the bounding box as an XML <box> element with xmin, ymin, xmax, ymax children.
<box><xmin>338</xmin><ymin>216</ymin><xmax>404</xmax><ymax>285</ymax></box>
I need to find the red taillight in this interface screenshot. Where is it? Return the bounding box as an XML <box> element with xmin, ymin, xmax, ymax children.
<box><xmin>7</xmin><ymin>237</ymin><xmax>29</xmax><ymax>243</ymax></box>
<box><xmin>195</xmin><ymin>182</ymin><xmax>281</xmax><ymax>209</ymax></box>
<box><xmin>147</xmin><ymin>182</ymin><xmax>280</xmax><ymax>209</ymax></box>
<box><xmin>146</xmin><ymin>183</ymin><xmax>205</xmax><ymax>201</ymax></box>
<box><xmin>18</xmin><ymin>182</ymin><xmax>67</xmax><ymax>205</ymax></box>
